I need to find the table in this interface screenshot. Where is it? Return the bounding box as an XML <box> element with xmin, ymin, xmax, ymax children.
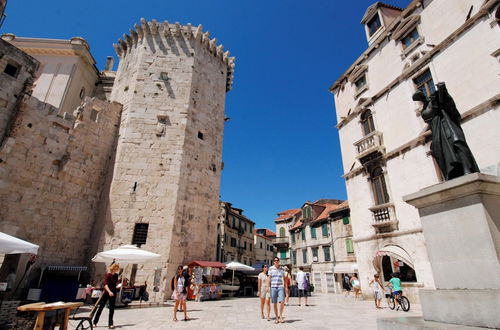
<box><xmin>17</xmin><ymin>301</ymin><xmax>83</xmax><ymax>330</ymax></box>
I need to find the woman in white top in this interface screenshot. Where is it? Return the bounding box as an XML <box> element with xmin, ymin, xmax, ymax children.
<box><xmin>369</xmin><ymin>274</ymin><xmax>384</xmax><ymax>308</ymax></box>
<box><xmin>257</xmin><ymin>264</ymin><xmax>271</xmax><ymax>320</ymax></box>
<box><xmin>350</xmin><ymin>274</ymin><xmax>361</xmax><ymax>299</ymax></box>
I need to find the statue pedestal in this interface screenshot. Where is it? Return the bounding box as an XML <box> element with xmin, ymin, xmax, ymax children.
<box><xmin>378</xmin><ymin>173</ymin><xmax>500</xmax><ymax>329</ymax></box>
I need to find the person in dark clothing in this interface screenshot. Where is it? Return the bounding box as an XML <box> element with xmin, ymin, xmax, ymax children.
<box><xmin>93</xmin><ymin>263</ymin><xmax>120</xmax><ymax>329</ymax></box>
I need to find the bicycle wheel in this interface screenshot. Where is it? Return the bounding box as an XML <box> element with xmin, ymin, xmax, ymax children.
<box><xmin>387</xmin><ymin>296</ymin><xmax>395</xmax><ymax>310</ymax></box>
<box><xmin>76</xmin><ymin>319</ymin><xmax>93</xmax><ymax>330</ymax></box>
<box><xmin>400</xmin><ymin>296</ymin><xmax>410</xmax><ymax>312</ymax></box>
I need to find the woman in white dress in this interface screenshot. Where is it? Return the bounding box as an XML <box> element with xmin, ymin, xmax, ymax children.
<box><xmin>257</xmin><ymin>264</ymin><xmax>271</xmax><ymax>320</ymax></box>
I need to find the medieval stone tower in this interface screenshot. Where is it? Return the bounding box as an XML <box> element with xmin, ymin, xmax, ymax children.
<box><xmin>95</xmin><ymin>18</ymin><xmax>234</xmax><ymax>300</ymax></box>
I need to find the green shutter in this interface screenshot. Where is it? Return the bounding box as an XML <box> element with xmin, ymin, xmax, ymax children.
<box><xmin>280</xmin><ymin>250</ymin><xmax>287</xmax><ymax>259</ymax></box>
<box><xmin>343</xmin><ymin>216</ymin><xmax>349</xmax><ymax>225</ymax></box>
<box><xmin>322</xmin><ymin>223</ymin><xmax>328</xmax><ymax>237</ymax></box>
<box><xmin>291</xmin><ymin>232</ymin><xmax>296</xmax><ymax>243</ymax></box>
<box><xmin>302</xmin><ymin>249</ymin><xmax>307</xmax><ymax>263</ymax></box>
<box><xmin>346</xmin><ymin>238</ymin><xmax>354</xmax><ymax>254</ymax></box>
<box><xmin>311</xmin><ymin>226</ymin><xmax>317</xmax><ymax>239</ymax></box>
<box><xmin>301</xmin><ymin>229</ymin><xmax>306</xmax><ymax>240</ymax></box>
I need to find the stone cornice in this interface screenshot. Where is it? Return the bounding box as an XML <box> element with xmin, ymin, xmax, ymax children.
<box><xmin>114</xmin><ymin>18</ymin><xmax>235</xmax><ymax>92</ymax></box>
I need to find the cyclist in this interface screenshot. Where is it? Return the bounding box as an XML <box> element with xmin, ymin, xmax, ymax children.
<box><xmin>388</xmin><ymin>272</ymin><xmax>402</xmax><ymax>310</ymax></box>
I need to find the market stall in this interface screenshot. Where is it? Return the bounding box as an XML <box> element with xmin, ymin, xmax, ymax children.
<box><xmin>186</xmin><ymin>261</ymin><xmax>226</xmax><ymax>301</ymax></box>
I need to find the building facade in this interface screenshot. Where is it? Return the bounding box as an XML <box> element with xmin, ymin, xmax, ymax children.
<box><xmin>330</xmin><ymin>0</ymin><xmax>500</xmax><ymax>301</ymax></box>
<box><xmin>217</xmin><ymin>202</ymin><xmax>256</xmax><ymax>266</ymax></box>
<box><xmin>0</xmin><ymin>18</ymin><xmax>235</xmax><ymax>302</ymax></box>
<box><xmin>275</xmin><ymin>199</ymin><xmax>356</xmax><ymax>293</ymax></box>
<box><xmin>254</xmin><ymin>228</ymin><xmax>276</xmax><ymax>266</ymax></box>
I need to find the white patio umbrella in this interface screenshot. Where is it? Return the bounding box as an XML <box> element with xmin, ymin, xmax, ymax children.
<box><xmin>0</xmin><ymin>232</ymin><xmax>39</xmax><ymax>254</ymax></box>
<box><xmin>225</xmin><ymin>261</ymin><xmax>255</xmax><ymax>286</ymax></box>
<box><xmin>91</xmin><ymin>245</ymin><xmax>161</xmax><ymax>264</ymax></box>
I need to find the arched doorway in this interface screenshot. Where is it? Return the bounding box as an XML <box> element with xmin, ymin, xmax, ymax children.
<box><xmin>373</xmin><ymin>245</ymin><xmax>417</xmax><ymax>282</ymax></box>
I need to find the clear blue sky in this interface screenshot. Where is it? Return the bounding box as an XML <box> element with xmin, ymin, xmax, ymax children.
<box><xmin>3</xmin><ymin>0</ymin><xmax>410</xmax><ymax>230</ymax></box>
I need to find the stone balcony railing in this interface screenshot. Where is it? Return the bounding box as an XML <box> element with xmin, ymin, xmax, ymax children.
<box><xmin>273</xmin><ymin>236</ymin><xmax>290</xmax><ymax>247</ymax></box>
<box><xmin>354</xmin><ymin>131</ymin><xmax>385</xmax><ymax>160</ymax></box>
<box><xmin>370</xmin><ymin>203</ymin><xmax>398</xmax><ymax>232</ymax></box>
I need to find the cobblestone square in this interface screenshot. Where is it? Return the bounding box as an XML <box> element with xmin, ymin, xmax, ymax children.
<box><xmin>76</xmin><ymin>293</ymin><xmax>423</xmax><ymax>330</ymax></box>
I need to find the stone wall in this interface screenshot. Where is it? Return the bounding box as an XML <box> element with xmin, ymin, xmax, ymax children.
<box><xmin>92</xmin><ymin>19</ymin><xmax>234</xmax><ymax>301</ymax></box>
<box><xmin>0</xmin><ymin>95</ymin><xmax>122</xmax><ymax>265</ymax></box>
<box><xmin>0</xmin><ymin>38</ymin><xmax>38</xmax><ymax>143</ymax></box>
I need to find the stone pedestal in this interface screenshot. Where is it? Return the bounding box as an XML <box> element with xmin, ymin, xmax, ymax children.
<box><xmin>379</xmin><ymin>173</ymin><xmax>500</xmax><ymax>329</ymax></box>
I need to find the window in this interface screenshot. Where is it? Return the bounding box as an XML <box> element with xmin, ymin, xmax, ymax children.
<box><xmin>301</xmin><ymin>229</ymin><xmax>306</xmax><ymax>240</ymax></box>
<box><xmin>292</xmin><ymin>251</ymin><xmax>297</xmax><ymax>265</ymax></box>
<box><xmin>280</xmin><ymin>249</ymin><xmax>287</xmax><ymax>259</ymax></box>
<box><xmin>224</xmin><ymin>234</ymin><xmax>227</xmax><ymax>242</ymax></box>
<box><xmin>323</xmin><ymin>246</ymin><xmax>331</xmax><ymax>262</ymax></box>
<box><xmin>270</xmin><ymin>245</ymin><xmax>274</xmax><ymax>252</ymax></box>
<box><xmin>3</xmin><ymin>63</ymin><xmax>20</xmax><ymax>78</ymax></box>
<box><xmin>371</xmin><ymin>167</ymin><xmax>390</xmax><ymax>205</ymax></box>
<box><xmin>90</xmin><ymin>109</ymin><xmax>99</xmax><ymax>122</ymax></box>
<box><xmin>291</xmin><ymin>232</ymin><xmax>296</xmax><ymax>243</ymax></box>
<box><xmin>413</xmin><ymin>69</ymin><xmax>435</xmax><ymax>98</ymax></box>
<box><xmin>132</xmin><ymin>223</ymin><xmax>149</xmax><ymax>246</ymax></box>
<box><xmin>260</xmin><ymin>242</ymin><xmax>263</xmax><ymax>249</ymax></box>
<box><xmin>231</xmin><ymin>237</ymin><xmax>236</xmax><ymax>247</ymax></box>
<box><xmin>310</xmin><ymin>226</ymin><xmax>317</xmax><ymax>239</ymax></box>
<box><xmin>280</xmin><ymin>227</ymin><xmax>285</xmax><ymax>237</ymax></box>
<box><xmin>197</xmin><ymin>131</ymin><xmax>204</xmax><ymax>140</ymax></box>
<box><xmin>401</xmin><ymin>28</ymin><xmax>420</xmax><ymax>49</ymax></box>
<box><xmin>232</xmin><ymin>216</ymin><xmax>236</xmax><ymax>228</ymax></box>
<box><xmin>302</xmin><ymin>206</ymin><xmax>312</xmax><ymax>219</ymax></box>
<box><xmin>343</xmin><ymin>216</ymin><xmax>350</xmax><ymax>225</ymax></box>
<box><xmin>360</xmin><ymin>110</ymin><xmax>375</xmax><ymax>136</ymax></box>
<box><xmin>354</xmin><ymin>74</ymin><xmax>367</xmax><ymax>90</ymax></box>
<box><xmin>79</xmin><ymin>87</ymin><xmax>86</xmax><ymax>99</ymax></box>
<box><xmin>322</xmin><ymin>223</ymin><xmax>329</xmax><ymax>237</ymax></box>
<box><xmin>367</xmin><ymin>14</ymin><xmax>382</xmax><ymax>36</ymax></box>
<box><xmin>302</xmin><ymin>249</ymin><xmax>308</xmax><ymax>264</ymax></box>
<box><xmin>312</xmin><ymin>247</ymin><xmax>318</xmax><ymax>261</ymax></box>
<box><xmin>244</xmin><ymin>222</ymin><xmax>247</xmax><ymax>232</ymax></box>
<box><xmin>244</xmin><ymin>241</ymin><xmax>247</xmax><ymax>250</ymax></box>
<box><xmin>345</xmin><ymin>238</ymin><xmax>354</xmax><ymax>254</ymax></box>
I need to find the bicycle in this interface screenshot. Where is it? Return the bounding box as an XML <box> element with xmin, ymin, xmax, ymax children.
<box><xmin>386</xmin><ymin>290</ymin><xmax>410</xmax><ymax>312</ymax></box>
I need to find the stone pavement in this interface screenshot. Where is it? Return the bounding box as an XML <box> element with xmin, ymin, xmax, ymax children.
<box><xmin>74</xmin><ymin>293</ymin><xmax>422</xmax><ymax>330</ymax></box>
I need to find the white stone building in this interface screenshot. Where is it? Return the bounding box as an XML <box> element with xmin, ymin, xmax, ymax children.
<box><xmin>330</xmin><ymin>0</ymin><xmax>500</xmax><ymax>301</ymax></box>
<box><xmin>254</xmin><ymin>228</ymin><xmax>276</xmax><ymax>266</ymax></box>
<box><xmin>275</xmin><ymin>199</ymin><xmax>356</xmax><ymax>293</ymax></box>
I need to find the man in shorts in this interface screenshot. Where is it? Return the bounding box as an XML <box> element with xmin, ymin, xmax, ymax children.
<box><xmin>296</xmin><ymin>267</ymin><xmax>309</xmax><ymax>306</ymax></box>
<box><xmin>267</xmin><ymin>257</ymin><xmax>288</xmax><ymax>323</ymax></box>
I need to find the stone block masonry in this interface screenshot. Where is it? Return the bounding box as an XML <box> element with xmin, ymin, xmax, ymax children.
<box><xmin>0</xmin><ymin>95</ymin><xmax>122</xmax><ymax>265</ymax></box>
<box><xmin>92</xmin><ymin>19</ymin><xmax>234</xmax><ymax>302</ymax></box>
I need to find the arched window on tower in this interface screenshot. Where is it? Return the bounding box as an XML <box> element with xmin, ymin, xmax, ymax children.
<box><xmin>360</xmin><ymin>110</ymin><xmax>375</xmax><ymax>136</ymax></box>
<box><xmin>371</xmin><ymin>167</ymin><xmax>390</xmax><ymax>205</ymax></box>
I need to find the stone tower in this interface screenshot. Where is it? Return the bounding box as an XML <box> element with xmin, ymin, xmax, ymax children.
<box><xmin>95</xmin><ymin>18</ymin><xmax>234</xmax><ymax>300</ymax></box>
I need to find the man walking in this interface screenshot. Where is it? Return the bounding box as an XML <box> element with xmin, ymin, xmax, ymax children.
<box><xmin>296</xmin><ymin>267</ymin><xmax>309</xmax><ymax>306</ymax></box>
<box><xmin>267</xmin><ymin>257</ymin><xmax>288</xmax><ymax>323</ymax></box>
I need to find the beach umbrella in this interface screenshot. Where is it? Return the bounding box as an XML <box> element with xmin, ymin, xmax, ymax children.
<box><xmin>91</xmin><ymin>245</ymin><xmax>160</xmax><ymax>264</ymax></box>
<box><xmin>0</xmin><ymin>232</ymin><xmax>39</xmax><ymax>255</ymax></box>
<box><xmin>224</xmin><ymin>261</ymin><xmax>255</xmax><ymax>286</ymax></box>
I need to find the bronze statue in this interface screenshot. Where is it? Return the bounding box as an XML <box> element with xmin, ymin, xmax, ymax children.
<box><xmin>412</xmin><ymin>82</ymin><xmax>479</xmax><ymax>180</ymax></box>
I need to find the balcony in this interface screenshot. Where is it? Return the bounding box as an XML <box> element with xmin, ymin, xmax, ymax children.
<box><xmin>279</xmin><ymin>257</ymin><xmax>291</xmax><ymax>265</ymax></box>
<box><xmin>354</xmin><ymin>131</ymin><xmax>385</xmax><ymax>160</ymax></box>
<box><xmin>370</xmin><ymin>203</ymin><xmax>398</xmax><ymax>233</ymax></box>
<box><xmin>273</xmin><ymin>236</ymin><xmax>290</xmax><ymax>248</ymax></box>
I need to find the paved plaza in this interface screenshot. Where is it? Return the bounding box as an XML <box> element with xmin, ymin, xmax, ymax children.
<box><xmin>74</xmin><ymin>293</ymin><xmax>423</xmax><ymax>330</ymax></box>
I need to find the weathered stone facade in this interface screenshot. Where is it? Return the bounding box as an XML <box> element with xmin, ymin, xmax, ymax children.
<box><xmin>0</xmin><ymin>18</ymin><xmax>234</xmax><ymax>302</ymax></box>
<box><xmin>91</xmin><ymin>20</ymin><xmax>234</xmax><ymax>301</ymax></box>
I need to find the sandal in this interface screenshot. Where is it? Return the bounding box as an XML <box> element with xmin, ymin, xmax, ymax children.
<box><xmin>109</xmin><ymin>326</ymin><xmax>116</xmax><ymax>329</ymax></box>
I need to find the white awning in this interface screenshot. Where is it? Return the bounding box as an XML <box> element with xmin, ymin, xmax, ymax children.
<box><xmin>46</xmin><ymin>265</ymin><xmax>87</xmax><ymax>272</ymax></box>
<box><xmin>375</xmin><ymin>245</ymin><xmax>414</xmax><ymax>269</ymax></box>
<box><xmin>333</xmin><ymin>262</ymin><xmax>358</xmax><ymax>273</ymax></box>
<box><xmin>0</xmin><ymin>232</ymin><xmax>39</xmax><ymax>254</ymax></box>
<box><xmin>92</xmin><ymin>245</ymin><xmax>161</xmax><ymax>264</ymax></box>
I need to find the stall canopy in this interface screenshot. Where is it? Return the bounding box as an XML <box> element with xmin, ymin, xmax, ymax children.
<box><xmin>333</xmin><ymin>262</ymin><xmax>358</xmax><ymax>274</ymax></box>
<box><xmin>91</xmin><ymin>245</ymin><xmax>161</xmax><ymax>264</ymax></box>
<box><xmin>225</xmin><ymin>261</ymin><xmax>255</xmax><ymax>286</ymax></box>
<box><xmin>188</xmin><ymin>261</ymin><xmax>226</xmax><ymax>268</ymax></box>
<box><xmin>375</xmin><ymin>245</ymin><xmax>414</xmax><ymax>269</ymax></box>
<box><xmin>0</xmin><ymin>232</ymin><xmax>39</xmax><ymax>254</ymax></box>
